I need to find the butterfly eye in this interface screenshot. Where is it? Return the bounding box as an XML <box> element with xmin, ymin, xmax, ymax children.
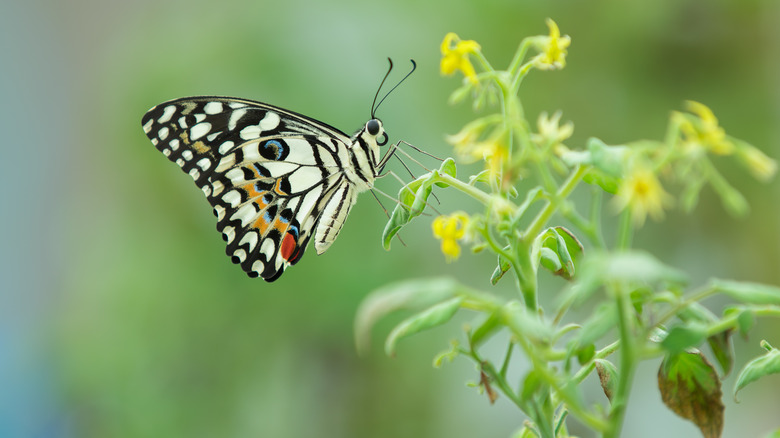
<box><xmin>366</xmin><ymin>119</ymin><xmax>381</xmax><ymax>136</ymax></box>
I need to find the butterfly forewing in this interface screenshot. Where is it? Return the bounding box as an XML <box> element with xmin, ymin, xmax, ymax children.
<box><xmin>142</xmin><ymin>96</ymin><xmax>379</xmax><ymax>281</ymax></box>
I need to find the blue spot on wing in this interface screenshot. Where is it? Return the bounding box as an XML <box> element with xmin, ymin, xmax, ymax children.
<box><xmin>260</xmin><ymin>140</ymin><xmax>285</xmax><ymax>161</ymax></box>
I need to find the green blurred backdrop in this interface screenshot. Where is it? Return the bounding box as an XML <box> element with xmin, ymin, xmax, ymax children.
<box><xmin>3</xmin><ymin>0</ymin><xmax>779</xmax><ymax>437</ymax></box>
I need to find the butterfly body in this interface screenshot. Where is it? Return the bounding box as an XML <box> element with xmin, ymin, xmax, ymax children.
<box><xmin>142</xmin><ymin>96</ymin><xmax>388</xmax><ymax>281</ymax></box>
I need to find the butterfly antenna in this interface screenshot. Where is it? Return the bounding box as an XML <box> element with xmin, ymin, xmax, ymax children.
<box><xmin>371</xmin><ymin>58</ymin><xmax>395</xmax><ymax>119</ymax></box>
<box><xmin>372</xmin><ymin>59</ymin><xmax>417</xmax><ymax>117</ymax></box>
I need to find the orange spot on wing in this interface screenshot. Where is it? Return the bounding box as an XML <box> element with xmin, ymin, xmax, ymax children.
<box><xmin>252</xmin><ymin>214</ymin><xmax>270</xmax><ymax>234</ymax></box>
<box><xmin>273</xmin><ymin>179</ymin><xmax>287</xmax><ymax>196</ymax></box>
<box><xmin>243</xmin><ymin>183</ymin><xmax>264</xmax><ymax>200</ymax></box>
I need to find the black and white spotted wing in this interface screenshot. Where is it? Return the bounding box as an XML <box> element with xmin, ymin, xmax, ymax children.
<box><xmin>141</xmin><ymin>96</ymin><xmax>389</xmax><ymax>281</ymax></box>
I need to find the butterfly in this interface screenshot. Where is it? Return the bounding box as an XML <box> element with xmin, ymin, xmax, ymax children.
<box><xmin>141</xmin><ymin>60</ymin><xmax>415</xmax><ymax>281</ymax></box>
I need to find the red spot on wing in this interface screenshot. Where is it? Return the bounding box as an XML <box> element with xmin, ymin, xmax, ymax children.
<box><xmin>280</xmin><ymin>232</ymin><xmax>297</xmax><ymax>262</ymax></box>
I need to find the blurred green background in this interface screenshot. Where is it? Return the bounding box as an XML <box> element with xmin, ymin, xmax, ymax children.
<box><xmin>3</xmin><ymin>0</ymin><xmax>779</xmax><ymax>437</ymax></box>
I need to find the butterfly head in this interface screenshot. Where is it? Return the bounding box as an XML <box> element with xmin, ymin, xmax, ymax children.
<box><xmin>365</xmin><ymin>118</ymin><xmax>388</xmax><ymax>146</ymax></box>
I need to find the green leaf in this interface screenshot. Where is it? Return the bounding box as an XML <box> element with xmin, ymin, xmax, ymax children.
<box><xmin>570</xmin><ymin>251</ymin><xmax>688</xmax><ymax>303</ymax></box>
<box><xmin>568</xmin><ymin>302</ymin><xmax>616</xmax><ymax>349</ymax></box>
<box><xmin>711</xmin><ymin>279</ymin><xmax>780</xmax><ymax>305</ymax></box>
<box><xmin>385</xmin><ymin>297</ymin><xmax>464</xmax><ymax>356</ymax></box>
<box><xmin>534</xmin><ymin>227</ymin><xmax>584</xmax><ymax>280</ymax></box>
<box><xmin>661</xmin><ymin>322</ymin><xmax>709</xmax><ymax>355</ymax></box>
<box><xmin>734</xmin><ymin>341</ymin><xmax>780</xmax><ymax>402</ymax></box>
<box><xmin>736</xmin><ymin>309</ymin><xmax>756</xmax><ymax>337</ymax></box>
<box><xmin>435</xmin><ymin>157</ymin><xmax>457</xmax><ymax>187</ymax></box>
<box><xmin>658</xmin><ymin>351</ymin><xmax>724</xmax><ymax>438</ymax></box>
<box><xmin>469</xmin><ymin>311</ymin><xmax>501</xmax><ymax>349</ymax></box>
<box><xmin>520</xmin><ymin>370</ymin><xmax>544</xmax><ymax>404</ymax></box>
<box><xmin>707</xmin><ymin>330</ymin><xmax>734</xmax><ymax>377</ymax></box>
<box><xmin>595</xmin><ymin>359</ymin><xmax>618</xmax><ymax>402</ymax></box>
<box><xmin>678</xmin><ymin>301</ymin><xmax>718</xmax><ymax>325</ymax></box>
<box><xmin>763</xmin><ymin>429</ymin><xmax>780</xmax><ymax>438</ymax></box>
<box><xmin>539</xmin><ymin>247</ymin><xmax>562</xmax><ymax>273</ymax></box>
<box><xmin>382</xmin><ymin>204</ymin><xmax>411</xmax><ymax>250</ymax></box>
<box><xmin>354</xmin><ymin>277</ymin><xmax>469</xmax><ymax>354</ymax></box>
<box><xmin>587</xmin><ymin>137</ymin><xmax>630</xmax><ymax>177</ymax></box>
<box><xmin>582</xmin><ymin>170</ymin><xmax>620</xmax><ymax>194</ymax></box>
<box><xmin>383</xmin><ymin>161</ymin><xmax>456</xmax><ymax>250</ymax></box>
<box><xmin>575</xmin><ymin>343</ymin><xmax>595</xmax><ymax>365</ymax></box>
<box><xmin>490</xmin><ymin>253</ymin><xmax>512</xmax><ymax>285</ymax></box>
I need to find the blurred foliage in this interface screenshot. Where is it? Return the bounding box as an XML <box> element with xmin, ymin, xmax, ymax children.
<box><xmin>3</xmin><ymin>0</ymin><xmax>780</xmax><ymax>437</ymax></box>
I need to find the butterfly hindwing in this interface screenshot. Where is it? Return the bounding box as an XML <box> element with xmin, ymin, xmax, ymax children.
<box><xmin>142</xmin><ymin>96</ymin><xmax>367</xmax><ymax>281</ymax></box>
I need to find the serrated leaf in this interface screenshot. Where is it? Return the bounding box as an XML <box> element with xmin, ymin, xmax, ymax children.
<box><xmin>385</xmin><ymin>296</ymin><xmax>464</xmax><ymax>356</ymax></box>
<box><xmin>711</xmin><ymin>279</ymin><xmax>780</xmax><ymax>305</ymax></box>
<box><xmin>734</xmin><ymin>342</ymin><xmax>780</xmax><ymax>402</ymax></box>
<box><xmin>595</xmin><ymin>359</ymin><xmax>618</xmax><ymax>402</ymax></box>
<box><xmin>658</xmin><ymin>351</ymin><xmax>724</xmax><ymax>438</ymax></box>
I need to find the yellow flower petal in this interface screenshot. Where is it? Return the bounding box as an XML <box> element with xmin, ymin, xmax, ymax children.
<box><xmin>431</xmin><ymin>213</ymin><xmax>471</xmax><ymax>262</ymax></box>
<box><xmin>535</xmin><ymin>18</ymin><xmax>571</xmax><ymax>70</ymax></box>
<box><xmin>613</xmin><ymin>164</ymin><xmax>673</xmax><ymax>226</ymax></box>
<box><xmin>440</xmin><ymin>32</ymin><xmax>481</xmax><ymax>84</ymax></box>
<box><xmin>680</xmin><ymin>101</ymin><xmax>734</xmax><ymax>155</ymax></box>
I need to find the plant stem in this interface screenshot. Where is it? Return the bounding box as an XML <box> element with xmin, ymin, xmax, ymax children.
<box><xmin>434</xmin><ymin>172</ymin><xmax>495</xmax><ymax>205</ymax></box>
<box><xmin>604</xmin><ymin>286</ymin><xmax>637</xmax><ymax>438</ymax></box>
<box><xmin>615</xmin><ymin>209</ymin><xmax>633</xmax><ymax>250</ymax></box>
<box><xmin>525</xmin><ymin>165</ymin><xmax>587</xmax><ymax>240</ymax></box>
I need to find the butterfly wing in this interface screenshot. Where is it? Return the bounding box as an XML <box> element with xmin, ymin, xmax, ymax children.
<box><xmin>142</xmin><ymin>96</ymin><xmax>354</xmax><ymax>281</ymax></box>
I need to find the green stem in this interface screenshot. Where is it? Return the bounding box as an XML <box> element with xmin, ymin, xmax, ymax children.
<box><xmin>434</xmin><ymin>173</ymin><xmax>495</xmax><ymax>206</ymax></box>
<box><xmin>508</xmin><ymin>39</ymin><xmax>533</xmax><ymax>83</ymax></box>
<box><xmin>524</xmin><ymin>165</ymin><xmax>587</xmax><ymax>241</ymax></box>
<box><xmin>514</xmin><ymin>241</ymin><xmax>538</xmax><ymax>310</ymax></box>
<box><xmin>571</xmin><ymin>340</ymin><xmax>621</xmax><ymax>385</ymax></box>
<box><xmin>615</xmin><ymin>209</ymin><xmax>633</xmax><ymax>250</ymax></box>
<box><xmin>605</xmin><ymin>286</ymin><xmax>637</xmax><ymax>438</ymax></box>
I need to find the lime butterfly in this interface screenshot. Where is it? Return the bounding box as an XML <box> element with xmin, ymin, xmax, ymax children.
<box><xmin>141</xmin><ymin>60</ymin><xmax>414</xmax><ymax>281</ymax></box>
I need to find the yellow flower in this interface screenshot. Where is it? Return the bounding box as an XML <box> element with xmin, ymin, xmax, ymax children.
<box><xmin>679</xmin><ymin>101</ymin><xmax>734</xmax><ymax>155</ymax></box>
<box><xmin>532</xmin><ymin>111</ymin><xmax>574</xmax><ymax>147</ymax></box>
<box><xmin>445</xmin><ymin>118</ymin><xmax>508</xmax><ymax>179</ymax></box>
<box><xmin>736</xmin><ymin>143</ymin><xmax>777</xmax><ymax>182</ymax></box>
<box><xmin>432</xmin><ymin>213</ymin><xmax>470</xmax><ymax>262</ymax></box>
<box><xmin>446</xmin><ymin>120</ymin><xmax>484</xmax><ymax>160</ymax></box>
<box><xmin>440</xmin><ymin>32</ymin><xmax>481</xmax><ymax>84</ymax></box>
<box><xmin>534</xmin><ymin>18</ymin><xmax>571</xmax><ymax>70</ymax></box>
<box><xmin>613</xmin><ymin>164</ymin><xmax>672</xmax><ymax>226</ymax></box>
